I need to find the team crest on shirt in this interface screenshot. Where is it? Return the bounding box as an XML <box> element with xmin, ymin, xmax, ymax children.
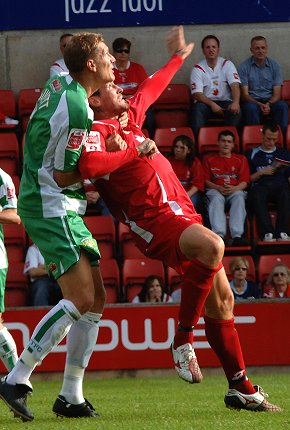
<box><xmin>85</xmin><ymin>131</ymin><xmax>102</xmax><ymax>152</ymax></box>
<box><xmin>48</xmin><ymin>262</ymin><xmax>57</xmax><ymax>273</ymax></box>
<box><xmin>66</xmin><ymin>129</ymin><xmax>86</xmax><ymax>151</ymax></box>
<box><xmin>7</xmin><ymin>187</ymin><xmax>15</xmax><ymax>199</ymax></box>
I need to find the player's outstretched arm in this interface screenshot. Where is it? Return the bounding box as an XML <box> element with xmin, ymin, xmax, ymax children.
<box><xmin>166</xmin><ymin>25</ymin><xmax>194</xmax><ymax>60</ymax></box>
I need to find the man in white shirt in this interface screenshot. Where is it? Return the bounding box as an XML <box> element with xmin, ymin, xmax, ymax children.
<box><xmin>190</xmin><ymin>35</ymin><xmax>241</xmax><ymax>141</ymax></box>
<box><xmin>49</xmin><ymin>33</ymin><xmax>73</xmax><ymax>78</ymax></box>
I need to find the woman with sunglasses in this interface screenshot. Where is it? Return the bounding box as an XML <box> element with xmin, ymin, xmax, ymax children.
<box><xmin>263</xmin><ymin>264</ymin><xmax>290</xmax><ymax>298</ymax></box>
<box><xmin>112</xmin><ymin>37</ymin><xmax>156</xmax><ymax>138</ymax></box>
<box><xmin>229</xmin><ymin>257</ymin><xmax>260</xmax><ymax>300</ymax></box>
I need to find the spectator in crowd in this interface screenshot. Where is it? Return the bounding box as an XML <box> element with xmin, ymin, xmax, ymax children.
<box><xmin>24</xmin><ymin>243</ymin><xmax>62</xmax><ymax>306</ymax></box>
<box><xmin>263</xmin><ymin>263</ymin><xmax>290</xmax><ymax>298</ymax></box>
<box><xmin>238</xmin><ymin>36</ymin><xmax>288</xmax><ymax>141</ymax></box>
<box><xmin>203</xmin><ymin>130</ymin><xmax>250</xmax><ymax>246</ymax></box>
<box><xmin>112</xmin><ymin>37</ymin><xmax>155</xmax><ymax>138</ymax></box>
<box><xmin>190</xmin><ymin>35</ymin><xmax>241</xmax><ymax>141</ymax></box>
<box><xmin>229</xmin><ymin>257</ymin><xmax>260</xmax><ymax>300</ymax></box>
<box><xmin>246</xmin><ymin>121</ymin><xmax>290</xmax><ymax>242</ymax></box>
<box><xmin>49</xmin><ymin>33</ymin><xmax>73</xmax><ymax>77</ymax></box>
<box><xmin>0</xmin><ymin>111</ymin><xmax>19</xmax><ymax>126</ymax></box>
<box><xmin>0</xmin><ymin>169</ymin><xmax>20</xmax><ymax>371</ymax></box>
<box><xmin>168</xmin><ymin>134</ymin><xmax>204</xmax><ymax>211</ymax></box>
<box><xmin>132</xmin><ymin>275</ymin><xmax>172</xmax><ymax>303</ymax></box>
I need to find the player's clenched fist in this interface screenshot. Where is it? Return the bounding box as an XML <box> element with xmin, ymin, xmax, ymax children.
<box><xmin>136</xmin><ymin>138</ymin><xmax>158</xmax><ymax>159</ymax></box>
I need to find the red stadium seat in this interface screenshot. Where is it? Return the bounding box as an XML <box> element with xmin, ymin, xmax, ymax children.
<box><xmin>198</xmin><ymin>126</ymin><xmax>239</xmax><ymax>156</ymax></box>
<box><xmin>241</xmin><ymin>125</ymin><xmax>283</xmax><ymax>153</ymax></box>
<box><xmin>153</xmin><ymin>127</ymin><xmax>195</xmax><ymax>155</ymax></box>
<box><xmin>5</xmin><ymin>289</ymin><xmax>29</xmax><ymax>308</ymax></box>
<box><xmin>167</xmin><ymin>267</ymin><xmax>182</xmax><ymax>293</ymax></box>
<box><xmin>122</xmin><ymin>258</ymin><xmax>165</xmax><ymax>302</ymax></box>
<box><xmin>252</xmin><ymin>211</ymin><xmax>290</xmax><ymax>248</ymax></box>
<box><xmin>99</xmin><ymin>258</ymin><xmax>120</xmax><ymax>303</ymax></box>
<box><xmin>6</xmin><ymin>262</ymin><xmax>29</xmax><ymax>290</ymax></box>
<box><xmin>151</xmin><ymin>84</ymin><xmax>190</xmax><ymax>128</ymax></box>
<box><xmin>18</xmin><ymin>88</ymin><xmax>42</xmax><ymax>131</ymax></box>
<box><xmin>0</xmin><ymin>90</ymin><xmax>18</xmax><ymax>129</ymax></box>
<box><xmin>83</xmin><ymin>215</ymin><xmax>116</xmax><ymax>258</ymax></box>
<box><xmin>3</xmin><ymin>223</ymin><xmax>26</xmax><ymax>247</ymax></box>
<box><xmin>11</xmin><ymin>175</ymin><xmax>20</xmax><ymax>195</ymax></box>
<box><xmin>6</xmin><ymin>244</ymin><xmax>25</xmax><ymax>263</ymax></box>
<box><xmin>0</xmin><ymin>133</ymin><xmax>20</xmax><ymax>175</ymax></box>
<box><xmin>118</xmin><ymin>223</ymin><xmax>144</xmax><ymax>259</ymax></box>
<box><xmin>282</xmin><ymin>79</ymin><xmax>290</xmax><ymax>124</ymax></box>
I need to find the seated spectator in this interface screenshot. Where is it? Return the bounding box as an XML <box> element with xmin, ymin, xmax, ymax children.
<box><xmin>263</xmin><ymin>263</ymin><xmax>290</xmax><ymax>298</ymax></box>
<box><xmin>246</xmin><ymin>121</ymin><xmax>290</xmax><ymax>242</ymax></box>
<box><xmin>229</xmin><ymin>257</ymin><xmax>260</xmax><ymax>300</ymax></box>
<box><xmin>49</xmin><ymin>33</ymin><xmax>73</xmax><ymax>77</ymax></box>
<box><xmin>202</xmin><ymin>130</ymin><xmax>250</xmax><ymax>246</ymax></box>
<box><xmin>132</xmin><ymin>275</ymin><xmax>172</xmax><ymax>304</ymax></box>
<box><xmin>238</xmin><ymin>36</ymin><xmax>288</xmax><ymax>142</ymax></box>
<box><xmin>24</xmin><ymin>243</ymin><xmax>62</xmax><ymax>306</ymax></box>
<box><xmin>167</xmin><ymin>134</ymin><xmax>204</xmax><ymax>212</ymax></box>
<box><xmin>190</xmin><ymin>34</ymin><xmax>241</xmax><ymax>141</ymax></box>
<box><xmin>112</xmin><ymin>37</ymin><xmax>155</xmax><ymax>138</ymax></box>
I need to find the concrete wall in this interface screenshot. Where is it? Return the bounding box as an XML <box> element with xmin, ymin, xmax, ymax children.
<box><xmin>1</xmin><ymin>22</ymin><xmax>290</xmax><ymax>96</ymax></box>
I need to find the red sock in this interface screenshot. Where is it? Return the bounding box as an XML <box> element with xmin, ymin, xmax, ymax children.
<box><xmin>204</xmin><ymin>316</ymin><xmax>255</xmax><ymax>394</ymax></box>
<box><xmin>174</xmin><ymin>260</ymin><xmax>222</xmax><ymax>348</ymax></box>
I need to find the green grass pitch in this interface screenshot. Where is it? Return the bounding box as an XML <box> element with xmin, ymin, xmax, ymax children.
<box><xmin>0</xmin><ymin>373</ymin><xmax>289</xmax><ymax>430</ymax></box>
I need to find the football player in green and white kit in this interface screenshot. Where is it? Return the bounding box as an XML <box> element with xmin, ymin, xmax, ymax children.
<box><xmin>0</xmin><ymin>169</ymin><xmax>20</xmax><ymax>372</ymax></box>
<box><xmin>0</xmin><ymin>32</ymin><xmax>155</xmax><ymax>422</ymax></box>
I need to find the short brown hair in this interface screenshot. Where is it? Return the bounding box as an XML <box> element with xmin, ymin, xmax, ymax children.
<box><xmin>64</xmin><ymin>32</ymin><xmax>104</xmax><ymax>73</ymax></box>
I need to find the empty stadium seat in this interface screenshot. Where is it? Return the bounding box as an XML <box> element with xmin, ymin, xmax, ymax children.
<box><xmin>151</xmin><ymin>84</ymin><xmax>190</xmax><ymax>128</ymax></box>
<box><xmin>3</xmin><ymin>223</ymin><xmax>26</xmax><ymax>247</ymax></box>
<box><xmin>83</xmin><ymin>215</ymin><xmax>116</xmax><ymax>258</ymax></box>
<box><xmin>0</xmin><ymin>90</ymin><xmax>18</xmax><ymax>129</ymax></box>
<box><xmin>241</xmin><ymin>125</ymin><xmax>283</xmax><ymax>153</ymax></box>
<box><xmin>11</xmin><ymin>174</ymin><xmax>20</xmax><ymax>195</ymax></box>
<box><xmin>5</xmin><ymin>288</ymin><xmax>29</xmax><ymax>308</ymax></box>
<box><xmin>198</xmin><ymin>126</ymin><xmax>240</xmax><ymax>155</ymax></box>
<box><xmin>99</xmin><ymin>258</ymin><xmax>120</xmax><ymax>303</ymax></box>
<box><xmin>153</xmin><ymin>127</ymin><xmax>195</xmax><ymax>155</ymax></box>
<box><xmin>6</xmin><ymin>262</ymin><xmax>29</xmax><ymax>290</ymax></box>
<box><xmin>118</xmin><ymin>223</ymin><xmax>144</xmax><ymax>259</ymax></box>
<box><xmin>18</xmin><ymin>88</ymin><xmax>42</xmax><ymax>131</ymax></box>
<box><xmin>0</xmin><ymin>133</ymin><xmax>20</xmax><ymax>175</ymax></box>
<box><xmin>122</xmin><ymin>258</ymin><xmax>165</xmax><ymax>302</ymax></box>
<box><xmin>282</xmin><ymin>79</ymin><xmax>290</xmax><ymax>123</ymax></box>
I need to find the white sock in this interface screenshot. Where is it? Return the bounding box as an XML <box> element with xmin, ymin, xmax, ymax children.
<box><xmin>60</xmin><ymin>312</ymin><xmax>102</xmax><ymax>404</ymax></box>
<box><xmin>7</xmin><ymin>299</ymin><xmax>81</xmax><ymax>386</ymax></box>
<box><xmin>0</xmin><ymin>326</ymin><xmax>18</xmax><ymax>371</ymax></box>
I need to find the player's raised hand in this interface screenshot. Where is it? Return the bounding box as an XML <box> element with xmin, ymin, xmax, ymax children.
<box><xmin>137</xmin><ymin>138</ymin><xmax>158</xmax><ymax>159</ymax></box>
<box><xmin>166</xmin><ymin>25</ymin><xmax>194</xmax><ymax>60</ymax></box>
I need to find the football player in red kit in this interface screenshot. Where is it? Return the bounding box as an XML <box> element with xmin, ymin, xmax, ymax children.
<box><xmin>55</xmin><ymin>26</ymin><xmax>281</xmax><ymax>412</ymax></box>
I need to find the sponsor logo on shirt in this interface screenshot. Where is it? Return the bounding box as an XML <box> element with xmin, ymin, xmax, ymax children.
<box><xmin>81</xmin><ymin>237</ymin><xmax>98</xmax><ymax>250</ymax></box>
<box><xmin>50</xmin><ymin>79</ymin><xmax>62</xmax><ymax>92</ymax></box>
<box><xmin>85</xmin><ymin>131</ymin><xmax>102</xmax><ymax>152</ymax></box>
<box><xmin>66</xmin><ymin>129</ymin><xmax>86</xmax><ymax>151</ymax></box>
<box><xmin>7</xmin><ymin>187</ymin><xmax>15</xmax><ymax>199</ymax></box>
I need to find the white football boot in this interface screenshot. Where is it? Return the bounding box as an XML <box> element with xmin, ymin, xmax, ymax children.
<box><xmin>224</xmin><ymin>385</ymin><xmax>282</xmax><ymax>412</ymax></box>
<box><xmin>171</xmin><ymin>343</ymin><xmax>203</xmax><ymax>383</ymax></box>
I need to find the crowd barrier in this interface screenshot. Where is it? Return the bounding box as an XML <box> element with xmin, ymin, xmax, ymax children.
<box><xmin>1</xmin><ymin>301</ymin><xmax>289</xmax><ymax>373</ymax></box>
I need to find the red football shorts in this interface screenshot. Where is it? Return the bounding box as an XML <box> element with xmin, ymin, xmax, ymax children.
<box><xmin>129</xmin><ymin>210</ymin><xmax>203</xmax><ymax>275</ymax></box>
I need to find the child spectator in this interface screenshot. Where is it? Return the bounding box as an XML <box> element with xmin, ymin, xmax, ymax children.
<box><xmin>263</xmin><ymin>264</ymin><xmax>290</xmax><ymax>298</ymax></box>
<box><xmin>132</xmin><ymin>275</ymin><xmax>172</xmax><ymax>303</ymax></box>
<box><xmin>229</xmin><ymin>257</ymin><xmax>260</xmax><ymax>300</ymax></box>
<box><xmin>168</xmin><ymin>134</ymin><xmax>204</xmax><ymax>211</ymax></box>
